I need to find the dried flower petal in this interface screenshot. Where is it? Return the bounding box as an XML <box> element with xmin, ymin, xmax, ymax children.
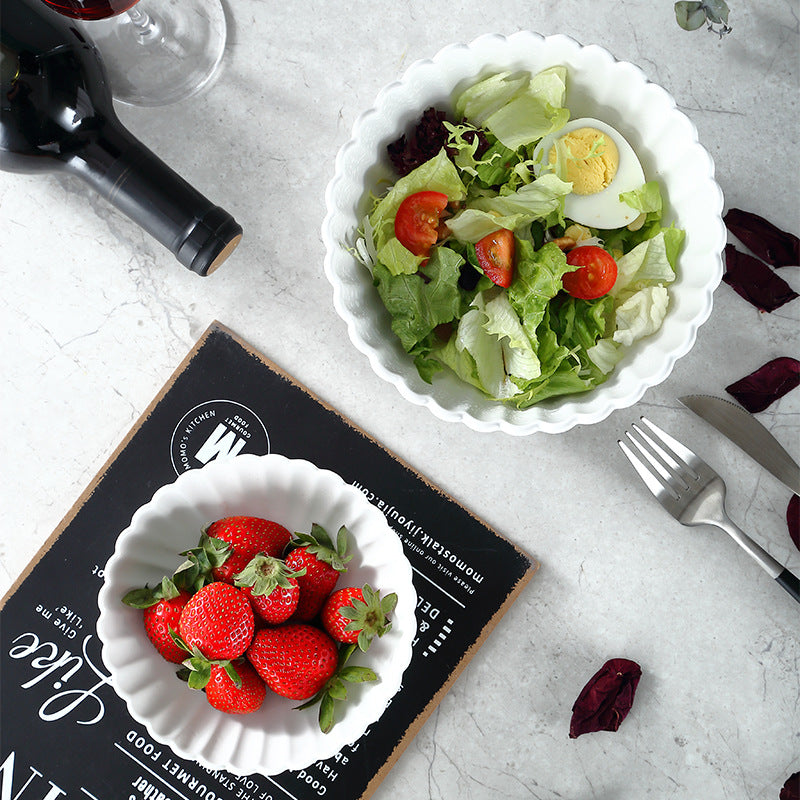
<box><xmin>724</xmin><ymin>208</ymin><xmax>799</xmax><ymax>268</ymax></box>
<box><xmin>723</xmin><ymin>245</ymin><xmax>798</xmax><ymax>312</ymax></box>
<box><xmin>725</xmin><ymin>357</ymin><xmax>800</xmax><ymax>413</ymax></box>
<box><xmin>780</xmin><ymin>772</ymin><xmax>800</xmax><ymax>800</ymax></box>
<box><xmin>788</xmin><ymin>496</ymin><xmax>800</xmax><ymax>554</ymax></box>
<box><xmin>569</xmin><ymin>658</ymin><xmax>642</xmax><ymax>739</ymax></box>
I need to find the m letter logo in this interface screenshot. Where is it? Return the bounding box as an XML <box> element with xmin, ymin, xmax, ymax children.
<box><xmin>169</xmin><ymin>400</ymin><xmax>270</xmax><ymax>474</ymax></box>
<box><xmin>194</xmin><ymin>423</ymin><xmax>247</xmax><ymax>464</ymax></box>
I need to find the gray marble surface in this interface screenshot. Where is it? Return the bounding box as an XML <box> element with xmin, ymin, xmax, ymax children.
<box><xmin>1</xmin><ymin>1</ymin><xmax>799</xmax><ymax>797</ymax></box>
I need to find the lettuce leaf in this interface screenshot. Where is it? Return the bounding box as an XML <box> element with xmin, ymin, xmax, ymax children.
<box><xmin>368</xmin><ymin>149</ymin><xmax>467</xmax><ymax>252</ymax></box>
<box><xmin>613</xmin><ymin>286</ymin><xmax>670</xmax><ymax>347</ymax></box>
<box><xmin>446</xmin><ymin>174</ymin><xmax>572</xmax><ymax>242</ymax></box>
<box><xmin>508</xmin><ymin>240</ymin><xmax>575</xmax><ymax>342</ymax></box>
<box><xmin>373</xmin><ymin>245</ymin><xmax>465</xmax><ymax>353</ymax></box>
<box><xmin>619</xmin><ymin>181</ymin><xmax>663</xmax><ymax>215</ymax></box>
<box><xmin>611</xmin><ymin>231</ymin><xmax>676</xmax><ymax>298</ymax></box>
<box><xmin>377</xmin><ymin>236</ymin><xmax>424</xmax><ymax>276</ymax></box>
<box><xmin>454</xmin><ymin>67</ymin><xmax>569</xmax><ymax>150</ymax></box>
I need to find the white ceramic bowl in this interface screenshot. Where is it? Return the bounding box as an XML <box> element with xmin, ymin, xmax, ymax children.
<box><xmin>96</xmin><ymin>454</ymin><xmax>417</xmax><ymax>776</ymax></box>
<box><xmin>322</xmin><ymin>31</ymin><xmax>725</xmax><ymax>435</ymax></box>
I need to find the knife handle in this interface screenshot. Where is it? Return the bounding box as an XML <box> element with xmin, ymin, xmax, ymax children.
<box><xmin>776</xmin><ymin>569</ymin><xmax>800</xmax><ymax>604</ymax></box>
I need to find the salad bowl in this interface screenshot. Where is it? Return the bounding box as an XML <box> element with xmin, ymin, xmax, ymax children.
<box><xmin>322</xmin><ymin>31</ymin><xmax>725</xmax><ymax>435</ymax></box>
<box><xmin>96</xmin><ymin>453</ymin><xmax>417</xmax><ymax>776</ymax></box>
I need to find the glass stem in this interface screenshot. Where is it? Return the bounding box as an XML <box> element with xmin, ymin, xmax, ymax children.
<box><xmin>125</xmin><ymin>6</ymin><xmax>162</xmax><ymax>43</ymax></box>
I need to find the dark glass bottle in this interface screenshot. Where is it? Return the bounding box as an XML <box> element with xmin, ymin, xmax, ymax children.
<box><xmin>1</xmin><ymin>0</ymin><xmax>242</xmax><ymax>275</ymax></box>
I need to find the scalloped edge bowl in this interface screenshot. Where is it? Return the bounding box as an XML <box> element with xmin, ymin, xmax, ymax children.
<box><xmin>97</xmin><ymin>454</ymin><xmax>417</xmax><ymax>776</ymax></box>
<box><xmin>322</xmin><ymin>31</ymin><xmax>725</xmax><ymax>435</ymax></box>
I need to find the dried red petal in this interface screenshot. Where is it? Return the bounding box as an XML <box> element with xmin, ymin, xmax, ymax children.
<box><xmin>723</xmin><ymin>245</ymin><xmax>798</xmax><ymax>312</ymax></box>
<box><xmin>725</xmin><ymin>357</ymin><xmax>800</xmax><ymax>413</ymax></box>
<box><xmin>724</xmin><ymin>208</ymin><xmax>799</xmax><ymax>268</ymax></box>
<box><xmin>780</xmin><ymin>772</ymin><xmax>800</xmax><ymax>800</ymax></box>
<box><xmin>569</xmin><ymin>658</ymin><xmax>642</xmax><ymax>739</ymax></box>
<box><xmin>788</xmin><ymin>496</ymin><xmax>800</xmax><ymax>553</ymax></box>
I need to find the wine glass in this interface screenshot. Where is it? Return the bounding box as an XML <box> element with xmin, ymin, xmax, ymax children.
<box><xmin>38</xmin><ymin>0</ymin><xmax>227</xmax><ymax>107</ymax></box>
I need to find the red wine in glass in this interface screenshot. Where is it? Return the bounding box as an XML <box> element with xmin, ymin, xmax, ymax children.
<box><xmin>39</xmin><ymin>0</ymin><xmax>139</xmax><ymax>20</ymax></box>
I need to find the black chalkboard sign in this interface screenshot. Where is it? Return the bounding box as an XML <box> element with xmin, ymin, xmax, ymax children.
<box><xmin>0</xmin><ymin>322</ymin><xmax>536</xmax><ymax>800</ymax></box>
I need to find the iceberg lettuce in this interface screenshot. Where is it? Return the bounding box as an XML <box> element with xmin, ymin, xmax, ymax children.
<box><xmin>454</xmin><ymin>67</ymin><xmax>569</xmax><ymax>150</ymax></box>
<box><xmin>446</xmin><ymin>174</ymin><xmax>572</xmax><ymax>242</ymax></box>
<box><xmin>613</xmin><ymin>286</ymin><xmax>670</xmax><ymax>347</ymax></box>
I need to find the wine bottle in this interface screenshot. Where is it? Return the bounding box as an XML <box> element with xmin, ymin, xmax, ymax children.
<box><xmin>0</xmin><ymin>0</ymin><xmax>242</xmax><ymax>275</ymax></box>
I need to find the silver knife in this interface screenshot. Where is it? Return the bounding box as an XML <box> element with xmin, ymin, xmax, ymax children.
<box><xmin>680</xmin><ymin>394</ymin><xmax>800</xmax><ymax>495</ymax></box>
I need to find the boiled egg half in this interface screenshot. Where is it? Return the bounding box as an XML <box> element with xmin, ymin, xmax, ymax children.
<box><xmin>534</xmin><ymin>118</ymin><xmax>646</xmax><ymax>230</ymax></box>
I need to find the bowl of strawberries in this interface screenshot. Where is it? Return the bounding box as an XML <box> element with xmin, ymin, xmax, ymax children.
<box><xmin>96</xmin><ymin>453</ymin><xmax>417</xmax><ymax>776</ymax></box>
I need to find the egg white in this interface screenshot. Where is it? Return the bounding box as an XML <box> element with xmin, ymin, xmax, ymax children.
<box><xmin>534</xmin><ymin>117</ymin><xmax>646</xmax><ymax>230</ymax></box>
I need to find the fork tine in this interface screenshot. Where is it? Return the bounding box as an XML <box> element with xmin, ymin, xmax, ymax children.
<box><xmin>626</xmin><ymin>425</ymin><xmax>678</xmax><ymax>485</ymax></box>
<box><xmin>618</xmin><ymin>437</ymin><xmax>676</xmax><ymax>499</ymax></box>
<box><xmin>640</xmin><ymin>417</ymin><xmax>702</xmax><ymax>480</ymax></box>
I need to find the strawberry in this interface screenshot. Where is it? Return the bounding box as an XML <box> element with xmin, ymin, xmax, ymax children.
<box><xmin>205</xmin><ymin>660</ymin><xmax>266</xmax><ymax>715</ymax></box>
<box><xmin>321</xmin><ymin>584</ymin><xmax>397</xmax><ymax>652</ymax></box>
<box><xmin>122</xmin><ymin>577</ymin><xmax>191</xmax><ymax>663</ymax></box>
<box><xmin>285</xmin><ymin>524</ymin><xmax>351</xmax><ymax>621</ymax></box>
<box><xmin>178</xmin><ymin>581</ymin><xmax>254</xmax><ymax>660</ymax></box>
<box><xmin>175</xmin><ymin>517</ymin><xmax>293</xmax><ymax>590</ymax></box>
<box><xmin>246</xmin><ymin>623</ymin><xmax>338</xmax><ymax>701</ymax></box>
<box><xmin>234</xmin><ymin>554</ymin><xmax>305</xmax><ymax>625</ymax></box>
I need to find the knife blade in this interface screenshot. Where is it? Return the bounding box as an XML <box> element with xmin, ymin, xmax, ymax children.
<box><xmin>680</xmin><ymin>394</ymin><xmax>800</xmax><ymax>495</ymax></box>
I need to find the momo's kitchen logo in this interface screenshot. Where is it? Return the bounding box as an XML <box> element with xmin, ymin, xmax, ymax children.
<box><xmin>170</xmin><ymin>400</ymin><xmax>270</xmax><ymax>474</ymax></box>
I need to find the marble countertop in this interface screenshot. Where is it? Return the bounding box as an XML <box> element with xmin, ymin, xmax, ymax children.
<box><xmin>2</xmin><ymin>1</ymin><xmax>798</xmax><ymax>797</ymax></box>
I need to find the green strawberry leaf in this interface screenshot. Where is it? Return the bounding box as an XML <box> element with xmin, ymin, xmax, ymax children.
<box><xmin>121</xmin><ymin>585</ymin><xmax>161</xmax><ymax>609</ymax></box>
<box><xmin>175</xmin><ymin>667</ymin><xmax>191</xmax><ymax>683</ymax></box>
<box><xmin>185</xmin><ymin>660</ymin><xmax>211</xmax><ymax>690</ymax></box>
<box><xmin>233</xmin><ymin>554</ymin><xmax>305</xmax><ymax>596</ymax></box>
<box><xmin>318</xmin><ymin>693</ymin><xmax>336</xmax><ymax>734</ymax></box>
<box><xmin>335</xmin><ymin>526</ymin><xmax>349</xmax><ymax>560</ymax></box>
<box><xmin>294</xmin><ymin>642</ymin><xmax>378</xmax><ymax>733</ymax></box>
<box><xmin>121</xmin><ymin>575</ymin><xmax>181</xmax><ymax>608</ymax></box>
<box><xmin>380</xmin><ymin>592</ymin><xmax>398</xmax><ymax>616</ymax></box>
<box><xmin>338</xmin><ymin>665</ymin><xmax>378</xmax><ymax>684</ymax></box>
<box><xmin>223</xmin><ymin>660</ymin><xmax>242</xmax><ymax>689</ymax></box>
<box><xmin>174</xmin><ymin>533</ymin><xmax>231</xmax><ymax>591</ymax></box>
<box><xmin>326</xmin><ymin>678</ymin><xmax>348</xmax><ymax>701</ymax></box>
<box><xmin>289</xmin><ymin>524</ymin><xmax>352</xmax><ymax>572</ymax></box>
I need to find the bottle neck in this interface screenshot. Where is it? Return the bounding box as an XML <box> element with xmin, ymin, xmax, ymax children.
<box><xmin>68</xmin><ymin>119</ymin><xmax>241</xmax><ymax>275</ymax></box>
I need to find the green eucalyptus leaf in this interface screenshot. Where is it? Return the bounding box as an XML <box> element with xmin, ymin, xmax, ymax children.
<box><xmin>703</xmin><ymin>0</ymin><xmax>729</xmax><ymax>24</ymax></box>
<box><xmin>675</xmin><ymin>1</ymin><xmax>707</xmax><ymax>30</ymax></box>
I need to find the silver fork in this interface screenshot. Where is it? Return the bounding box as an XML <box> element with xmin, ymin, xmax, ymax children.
<box><xmin>619</xmin><ymin>416</ymin><xmax>800</xmax><ymax>605</ymax></box>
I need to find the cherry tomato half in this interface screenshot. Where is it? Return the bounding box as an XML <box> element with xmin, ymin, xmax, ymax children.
<box><xmin>562</xmin><ymin>245</ymin><xmax>618</xmax><ymax>299</ymax></box>
<box><xmin>394</xmin><ymin>191</ymin><xmax>449</xmax><ymax>258</ymax></box>
<box><xmin>475</xmin><ymin>228</ymin><xmax>516</xmax><ymax>288</ymax></box>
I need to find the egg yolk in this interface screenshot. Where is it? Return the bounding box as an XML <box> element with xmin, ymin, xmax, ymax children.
<box><xmin>549</xmin><ymin>127</ymin><xmax>619</xmax><ymax>196</ymax></box>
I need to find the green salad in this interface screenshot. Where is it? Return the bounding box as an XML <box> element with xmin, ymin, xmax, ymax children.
<box><xmin>355</xmin><ymin>67</ymin><xmax>684</xmax><ymax>408</ymax></box>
